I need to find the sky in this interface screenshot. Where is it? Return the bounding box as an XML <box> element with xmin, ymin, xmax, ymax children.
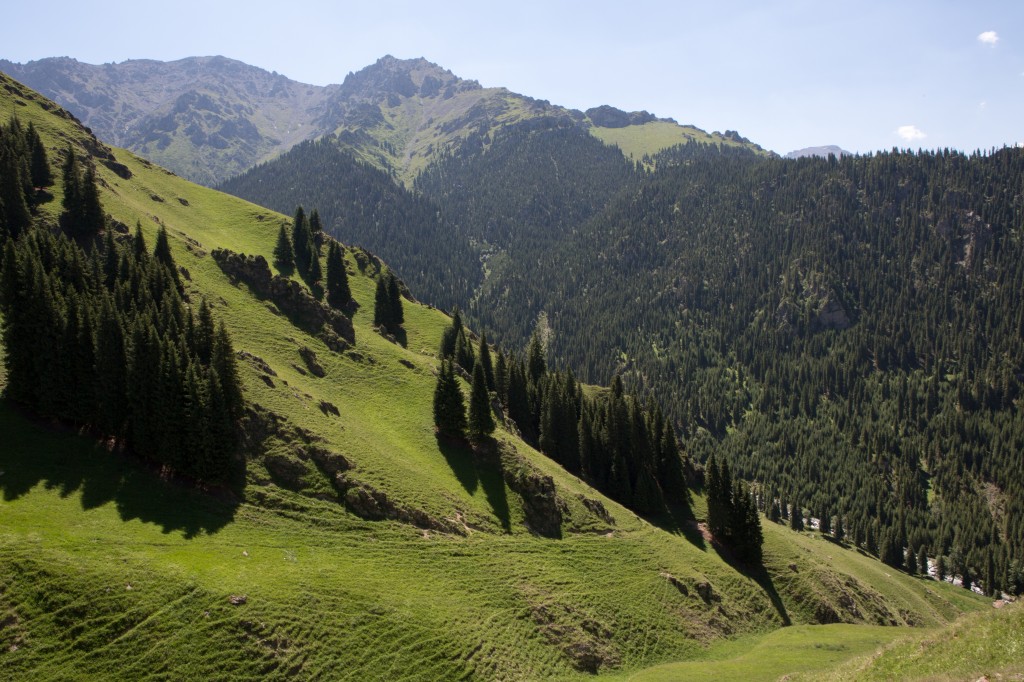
<box><xmin>1</xmin><ymin>0</ymin><xmax>1021</xmax><ymax>155</ymax></box>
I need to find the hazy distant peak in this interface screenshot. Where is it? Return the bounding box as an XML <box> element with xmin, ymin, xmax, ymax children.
<box><xmin>340</xmin><ymin>55</ymin><xmax>479</xmax><ymax>100</ymax></box>
<box><xmin>785</xmin><ymin>145</ymin><xmax>851</xmax><ymax>159</ymax></box>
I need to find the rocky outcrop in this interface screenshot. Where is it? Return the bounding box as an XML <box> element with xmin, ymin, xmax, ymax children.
<box><xmin>212</xmin><ymin>249</ymin><xmax>272</xmax><ymax>293</ymax></box>
<box><xmin>298</xmin><ymin>346</ymin><xmax>326</xmax><ymax>377</ymax></box>
<box><xmin>337</xmin><ymin>476</ymin><xmax>462</xmax><ymax>534</ymax></box>
<box><xmin>264</xmin><ymin>453</ymin><xmax>312</xmax><ymax>490</ymax></box>
<box><xmin>524</xmin><ymin>587</ymin><xmax>621</xmax><ymax>673</ymax></box>
<box><xmin>585</xmin><ymin>105</ymin><xmax>657</xmax><ymax>128</ymax></box>
<box><xmin>212</xmin><ymin>247</ymin><xmax>355</xmax><ymax>347</ymax></box>
<box><xmin>576</xmin><ymin>495</ymin><xmax>615</xmax><ymax>526</ymax></box>
<box><xmin>695</xmin><ymin>581</ymin><xmax>719</xmax><ymax>604</ymax></box>
<box><xmin>499</xmin><ymin>445</ymin><xmax>566</xmax><ymax>538</ymax></box>
<box><xmin>239</xmin><ymin>403</ymin><xmax>324</xmax><ymax>457</ymax></box>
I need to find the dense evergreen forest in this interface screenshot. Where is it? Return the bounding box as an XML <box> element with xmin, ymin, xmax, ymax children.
<box><xmin>435</xmin><ymin>311</ymin><xmax>693</xmax><ymax>524</ymax></box>
<box><xmin>218</xmin><ymin>137</ymin><xmax>478</xmax><ymax>311</ymax></box>
<box><xmin>483</xmin><ymin>142</ymin><xmax>1024</xmax><ymax>594</ymax></box>
<box><xmin>222</xmin><ymin>120</ymin><xmax>1024</xmax><ymax>594</ymax></box>
<box><xmin>0</xmin><ymin>119</ymin><xmax>244</xmax><ymax>483</ymax></box>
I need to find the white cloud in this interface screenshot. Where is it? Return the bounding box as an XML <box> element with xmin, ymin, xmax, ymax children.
<box><xmin>897</xmin><ymin>125</ymin><xmax>927</xmax><ymax>142</ymax></box>
<box><xmin>979</xmin><ymin>101</ymin><xmax>988</xmax><ymax>110</ymax></box>
<box><xmin>978</xmin><ymin>31</ymin><xmax>999</xmax><ymax>46</ymax></box>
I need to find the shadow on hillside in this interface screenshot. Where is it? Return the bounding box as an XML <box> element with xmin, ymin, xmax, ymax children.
<box><xmin>746</xmin><ymin>566</ymin><xmax>792</xmax><ymax>627</ymax></box>
<box><xmin>437</xmin><ymin>437</ymin><xmax>511</xmax><ymax>533</ymax></box>
<box><xmin>478</xmin><ymin>451</ymin><xmax>511</xmax><ymax>533</ymax></box>
<box><xmin>391</xmin><ymin>327</ymin><xmax>408</xmax><ymax>348</ymax></box>
<box><xmin>0</xmin><ymin>401</ymin><xmax>238</xmax><ymax>539</ymax></box>
<box><xmin>709</xmin><ymin>538</ymin><xmax>792</xmax><ymax>627</ymax></box>
<box><xmin>647</xmin><ymin>499</ymin><xmax>706</xmax><ymax>551</ymax></box>
<box><xmin>438</xmin><ymin>438</ymin><xmax>478</xmax><ymax>496</ymax></box>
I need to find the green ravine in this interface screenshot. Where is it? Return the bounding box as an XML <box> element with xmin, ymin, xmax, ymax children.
<box><xmin>0</xmin><ymin>71</ymin><xmax>1001</xmax><ymax>680</ymax></box>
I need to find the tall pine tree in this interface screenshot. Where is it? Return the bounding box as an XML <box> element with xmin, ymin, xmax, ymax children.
<box><xmin>433</xmin><ymin>359</ymin><xmax>466</xmax><ymax>439</ymax></box>
<box><xmin>468</xmin><ymin>361</ymin><xmax>495</xmax><ymax>439</ymax></box>
<box><xmin>325</xmin><ymin>240</ymin><xmax>351</xmax><ymax>310</ymax></box>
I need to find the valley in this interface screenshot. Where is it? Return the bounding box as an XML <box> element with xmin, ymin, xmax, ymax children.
<box><xmin>0</xmin><ymin>49</ymin><xmax>1020</xmax><ymax>681</ymax></box>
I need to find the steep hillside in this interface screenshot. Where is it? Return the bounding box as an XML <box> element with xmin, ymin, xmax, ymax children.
<box><xmin>226</xmin><ymin>117</ymin><xmax>1024</xmax><ymax>605</ymax></box>
<box><xmin>0</xmin><ymin>72</ymin><xmax>988</xmax><ymax>679</ymax></box>
<box><xmin>216</xmin><ymin>137</ymin><xmax>478</xmax><ymax>311</ymax></box>
<box><xmin>470</xmin><ymin>140</ymin><xmax>1024</xmax><ymax>595</ymax></box>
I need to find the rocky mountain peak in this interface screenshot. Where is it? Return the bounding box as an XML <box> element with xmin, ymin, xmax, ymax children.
<box><xmin>339</xmin><ymin>55</ymin><xmax>479</xmax><ymax>102</ymax></box>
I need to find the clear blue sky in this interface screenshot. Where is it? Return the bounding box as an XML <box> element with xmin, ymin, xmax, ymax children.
<box><xmin>2</xmin><ymin>0</ymin><xmax>1021</xmax><ymax>154</ymax></box>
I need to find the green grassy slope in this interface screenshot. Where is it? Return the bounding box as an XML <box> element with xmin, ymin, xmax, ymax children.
<box><xmin>589</xmin><ymin>121</ymin><xmax>766</xmax><ymax>166</ymax></box>
<box><xmin>0</xmin><ymin>72</ymin><xmax>991</xmax><ymax>679</ymax></box>
<box><xmin>804</xmin><ymin>601</ymin><xmax>1024</xmax><ymax>682</ymax></box>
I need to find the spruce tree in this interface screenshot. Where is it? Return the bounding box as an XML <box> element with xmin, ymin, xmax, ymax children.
<box><xmin>309</xmin><ymin>208</ymin><xmax>323</xmax><ymax>243</ymax></box>
<box><xmin>790</xmin><ymin>501</ymin><xmax>804</xmax><ymax>531</ymax></box>
<box><xmin>527</xmin><ymin>332</ymin><xmax>546</xmax><ymax>384</ymax></box>
<box><xmin>657</xmin><ymin>417</ymin><xmax>685</xmax><ymax>499</ymax></box>
<box><xmin>132</xmin><ymin>221</ymin><xmax>147</xmax><ymax>260</ymax></box>
<box><xmin>506</xmin><ymin>358</ymin><xmax>530</xmax><ymax>434</ymax></box>
<box><xmin>455</xmin><ymin>326</ymin><xmax>474</xmax><ymax>373</ymax></box>
<box><xmin>307</xmin><ymin>246</ymin><xmax>323</xmax><ymax>298</ymax></box>
<box><xmin>27</xmin><ymin>122</ymin><xmax>52</xmax><ymax>188</ymax></box>
<box><xmin>819</xmin><ymin>509</ymin><xmax>832</xmax><ymax>536</ymax></box>
<box><xmin>325</xmin><ymin>241</ymin><xmax>351</xmax><ymax>310</ymax></box>
<box><xmin>212</xmin><ymin>321</ymin><xmax>243</xmax><ymax>420</ymax></box>
<box><xmin>0</xmin><ymin>138</ymin><xmax>31</xmax><ymax>238</ymax></box>
<box><xmin>153</xmin><ymin>225</ymin><xmax>182</xmax><ymax>292</ymax></box>
<box><xmin>373</xmin><ymin>275</ymin><xmax>391</xmax><ymax>330</ymax></box>
<box><xmin>478</xmin><ymin>332</ymin><xmax>495</xmax><ymax>391</ymax></box>
<box><xmin>274</xmin><ymin>224</ymin><xmax>295</xmax><ymax>274</ymax></box>
<box><xmin>291</xmin><ymin>206</ymin><xmax>312</xmax><ymax>276</ymax></box>
<box><xmin>706</xmin><ymin>456</ymin><xmax>724</xmax><ymax>537</ymax></box>
<box><xmin>195</xmin><ymin>298</ymin><xmax>215</xmax><ymax>364</ymax></box>
<box><xmin>79</xmin><ymin>163</ymin><xmax>105</xmax><ymax>236</ymax></box>
<box><xmin>433</xmin><ymin>359</ymin><xmax>466</xmax><ymax>438</ymax></box>
<box><xmin>440</xmin><ymin>310</ymin><xmax>460</xmax><ymax>359</ymax></box>
<box><xmin>468</xmin><ymin>361</ymin><xmax>495</xmax><ymax>439</ymax></box>
<box><xmin>494</xmin><ymin>350</ymin><xmax>509</xmax><ymax>408</ymax></box>
<box><xmin>386</xmin><ymin>272</ymin><xmax>403</xmax><ymax>326</ymax></box>
<box><xmin>374</xmin><ymin>272</ymin><xmax>403</xmax><ymax>332</ymax></box>
<box><xmin>741</xmin><ymin>487</ymin><xmax>764</xmax><ymax>564</ymax></box>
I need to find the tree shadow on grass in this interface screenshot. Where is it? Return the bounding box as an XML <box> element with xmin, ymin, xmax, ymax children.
<box><xmin>438</xmin><ymin>437</ymin><xmax>478</xmax><ymax>496</ymax></box>
<box><xmin>746</xmin><ymin>565</ymin><xmax>792</xmax><ymax>626</ymax></box>
<box><xmin>646</xmin><ymin>497</ymin><xmax>707</xmax><ymax>551</ymax></box>
<box><xmin>437</xmin><ymin>436</ymin><xmax>511</xmax><ymax>533</ymax></box>
<box><xmin>708</xmin><ymin>535</ymin><xmax>792</xmax><ymax>627</ymax></box>
<box><xmin>477</xmin><ymin>450</ymin><xmax>511</xmax><ymax>533</ymax></box>
<box><xmin>0</xmin><ymin>401</ymin><xmax>238</xmax><ymax>539</ymax></box>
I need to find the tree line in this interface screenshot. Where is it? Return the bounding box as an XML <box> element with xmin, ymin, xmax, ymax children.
<box><xmin>1</xmin><ymin>128</ymin><xmax>244</xmax><ymax>483</ymax></box>
<box><xmin>433</xmin><ymin>310</ymin><xmax>703</xmax><ymax>527</ymax></box>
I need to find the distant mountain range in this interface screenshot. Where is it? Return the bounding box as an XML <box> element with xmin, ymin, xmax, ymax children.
<box><xmin>0</xmin><ymin>55</ymin><xmax>765</xmax><ymax>185</ymax></box>
<box><xmin>784</xmin><ymin>145</ymin><xmax>851</xmax><ymax>159</ymax></box>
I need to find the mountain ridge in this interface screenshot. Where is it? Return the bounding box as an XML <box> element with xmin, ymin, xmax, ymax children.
<box><xmin>0</xmin><ymin>54</ymin><xmax>765</xmax><ymax>185</ymax></box>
